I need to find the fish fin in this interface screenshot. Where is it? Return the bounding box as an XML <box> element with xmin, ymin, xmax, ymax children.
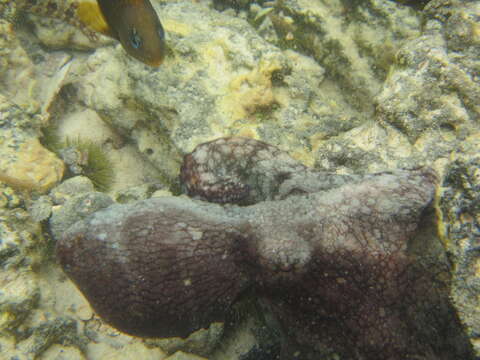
<box><xmin>77</xmin><ymin>2</ymin><xmax>116</xmax><ymax>39</ymax></box>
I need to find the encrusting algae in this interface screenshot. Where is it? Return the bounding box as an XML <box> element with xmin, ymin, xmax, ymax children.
<box><xmin>0</xmin><ymin>0</ymin><xmax>166</xmax><ymax>66</ymax></box>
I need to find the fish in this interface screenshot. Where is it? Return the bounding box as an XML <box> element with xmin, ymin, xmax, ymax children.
<box><xmin>1</xmin><ymin>0</ymin><xmax>166</xmax><ymax>67</ymax></box>
<box><xmin>79</xmin><ymin>0</ymin><xmax>166</xmax><ymax>66</ymax></box>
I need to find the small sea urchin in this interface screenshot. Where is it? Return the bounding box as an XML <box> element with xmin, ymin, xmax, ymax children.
<box><xmin>62</xmin><ymin>137</ymin><xmax>114</xmax><ymax>192</ymax></box>
<box><xmin>41</xmin><ymin>129</ymin><xmax>115</xmax><ymax>192</ymax></box>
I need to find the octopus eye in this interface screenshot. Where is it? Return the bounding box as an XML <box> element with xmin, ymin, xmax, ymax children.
<box><xmin>130</xmin><ymin>27</ymin><xmax>142</xmax><ymax>49</ymax></box>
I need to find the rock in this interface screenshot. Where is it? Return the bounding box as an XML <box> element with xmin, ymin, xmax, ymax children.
<box><xmin>220</xmin><ymin>0</ymin><xmax>422</xmax><ymax>113</ymax></box>
<box><xmin>0</xmin><ymin>270</ymin><xmax>40</xmax><ymax>334</ymax></box>
<box><xmin>19</xmin><ymin>316</ymin><xmax>81</xmax><ymax>357</ymax></box>
<box><xmin>0</xmin><ymin>207</ymin><xmax>46</xmax><ymax>268</ymax></box>
<box><xmin>0</xmin><ymin>95</ymin><xmax>64</xmax><ymax>193</ymax></box>
<box><xmin>0</xmin><ymin>15</ymin><xmax>79</xmax><ymax>113</ymax></box>
<box><xmin>312</xmin><ymin>122</ymin><xmax>417</xmax><ymax>173</ymax></box>
<box><xmin>0</xmin><ymin>0</ymin><xmax>111</xmax><ymax>52</ymax></box>
<box><xmin>49</xmin><ymin>192</ymin><xmax>113</xmax><ymax>241</ymax></box>
<box><xmin>210</xmin><ymin>313</ymin><xmax>272</xmax><ymax>360</ymax></box>
<box><xmin>0</xmin><ymin>136</ymin><xmax>65</xmax><ymax>193</ymax></box>
<box><xmin>0</xmin><ymin>19</ymin><xmax>37</xmax><ymax>108</ymax></box>
<box><xmin>1</xmin><ymin>299</ymin><xmax>86</xmax><ymax>356</ymax></box>
<box><xmin>0</xmin><ymin>183</ymin><xmax>23</xmax><ymax>209</ymax></box>
<box><xmin>26</xmin><ymin>13</ymin><xmax>112</xmax><ymax>51</ymax></box>
<box><xmin>38</xmin><ymin>344</ymin><xmax>86</xmax><ymax>360</ymax></box>
<box><xmin>165</xmin><ymin>351</ymin><xmax>208</xmax><ymax>360</ymax></box>
<box><xmin>86</xmin><ymin>341</ymin><xmax>166</xmax><ymax>360</ymax></box>
<box><xmin>49</xmin><ymin>176</ymin><xmax>95</xmax><ymax>205</ymax></box>
<box><xmin>437</xmin><ymin>134</ymin><xmax>480</xmax><ymax>355</ymax></box>
<box><xmin>114</xmin><ymin>183</ymin><xmax>166</xmax><ymax>204</ymax></box>
<box><xmin>149</xmin><ymin>323</ymin><xmax>224</xmax><ymax>357</ymax></box>
<box><xmin>28</xmin><ymin>196</ymin><xmax>53</xmax><ymax>222</ymax></box>
<box><xmin>0</xmin><ymin>336</ymin><xmax>31</xmax><ymax>360</ymax></box>
<box><xmin>376</xmin><ymin>0</ymin><xmax>479</xmax><ymax>142</ymax></box>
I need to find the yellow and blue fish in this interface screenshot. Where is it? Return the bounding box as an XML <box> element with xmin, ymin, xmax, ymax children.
<box><xmin>1</xmin><ymin>0</ymin><xmax>166</xmax><ymax>66</ymax></box>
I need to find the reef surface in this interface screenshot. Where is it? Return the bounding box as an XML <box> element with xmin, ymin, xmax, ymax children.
<box><xmin>0</xmin><ymin>0</ymin><xmax>479</xmax><ymax>359</ymax></box>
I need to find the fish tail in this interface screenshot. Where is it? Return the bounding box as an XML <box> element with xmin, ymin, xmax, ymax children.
<box><xmin>76</xmin><ymin>2</ymin><xmax>113</xmax><ymax>38</ymax></box>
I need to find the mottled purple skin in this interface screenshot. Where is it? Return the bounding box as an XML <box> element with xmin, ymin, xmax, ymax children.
<box><xmin>244</xmin><ymin>169</ymin><xmax>462</xmax><ymax>359</ymax></box>
<box><xmin>181</xmin><ymin>137</ymin><xmax>363</xmax><ymax>205</ymax></box>
<box><xmin>180</xmin><ymin>137</ymin><xmax>307</xmax><ymax>205</ymax></box>
<box><xmin>56</xmin><ymin>137</ymin><xmax>473</xmax><ymax>359</ymax></box>
<box><xmin>55</xmin><ymin>163</ymin><xmax>473</xmax><ymax>358</ymax></box>
<box><xmin>57</xmin><ymin>197</ymin><xmax>252</xmax><ymax>338</ymax></box>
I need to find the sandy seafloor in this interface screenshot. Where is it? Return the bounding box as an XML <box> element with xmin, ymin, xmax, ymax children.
<box><xmin>0</xmin><ymin>0</ymin><xmax>479</xmax><ymax>359</ymax></box>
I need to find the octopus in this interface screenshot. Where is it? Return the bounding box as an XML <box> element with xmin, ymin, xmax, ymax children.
<box><xmin>55</xmin><ymin>137</ymin><xmax>473</xmax><ymax>359</ymax></box>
